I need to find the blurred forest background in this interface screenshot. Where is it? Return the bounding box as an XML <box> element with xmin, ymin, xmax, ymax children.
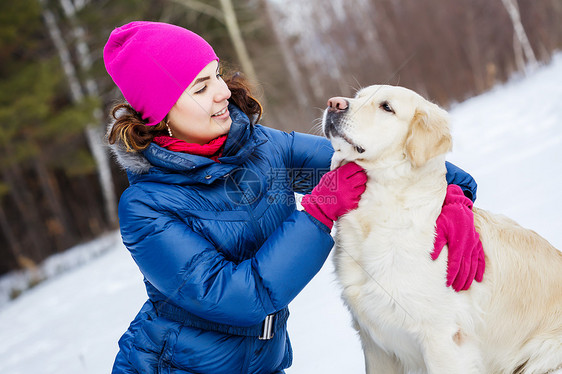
<box><xmin>1</xmin><ymin>0</ymin><xmax>561</xmax><ymax>281</ymax></box>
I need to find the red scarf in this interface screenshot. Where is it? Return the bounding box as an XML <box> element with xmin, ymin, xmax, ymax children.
<box><xmin>153</xmin><ymin>134</ymin><xmax>228</xmax><ymax>162</ymax></box>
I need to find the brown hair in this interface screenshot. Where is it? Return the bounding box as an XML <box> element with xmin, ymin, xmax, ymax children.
<box><xmin>107</xmin><ymin>72</ymin><xmax>263</xmax><ymax>152</ymax></box>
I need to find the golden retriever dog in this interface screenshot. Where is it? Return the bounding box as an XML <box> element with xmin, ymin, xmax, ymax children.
<box><xmin>323</xmin><ymin>85</ymin><xmax>562</xmax><ymax>374</ymax></box>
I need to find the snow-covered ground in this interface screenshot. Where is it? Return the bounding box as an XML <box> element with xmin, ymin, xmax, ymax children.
<box><xmin>1</xmin><ymin>55</ymin><xmax>562</xmax><ymax>373</ymax></box>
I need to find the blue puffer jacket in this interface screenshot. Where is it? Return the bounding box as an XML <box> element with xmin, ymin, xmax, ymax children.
<box><xmin>110</xmin><ymin>105</ymin><xmax>477</xmax><ymax>374</ymax></box>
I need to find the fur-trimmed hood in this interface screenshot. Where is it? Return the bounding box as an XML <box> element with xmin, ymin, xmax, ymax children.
<box><xmin>106</xmin><ymin>122</ymin><xmax>153</xmax><ymax>174</ymax></box>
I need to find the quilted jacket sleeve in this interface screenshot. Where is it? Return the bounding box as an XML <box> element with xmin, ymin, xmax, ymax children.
<box><xmin>282</xmin><ymin>131</ymin><xmax>334</xmax><ymax>194</ymax></box>
<box><xmin>118</xmin><ymin>187</ymin><xmax>334</xmax><ymax>327</ymax></box>
<box><xmin>445</xmin><ymin>161</ymin><xmax>478</xmax><ymax>202</ymax></box>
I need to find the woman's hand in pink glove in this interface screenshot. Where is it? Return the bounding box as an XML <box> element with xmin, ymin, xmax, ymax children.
<box><xmin>431</xmin><ymin>184</ymin><xmax>485</xmax><ymax>292</ymax></box>
<box><xmin>301</xmin><ymin>162</ymin><xmax>367</xmax><ymax>230</ymax></box>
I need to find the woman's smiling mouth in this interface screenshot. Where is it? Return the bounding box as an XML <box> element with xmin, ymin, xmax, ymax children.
<box><xmin>212</xmin><ymin>107</ymin><xmax>228</xmax><ymax>117</ymax></box>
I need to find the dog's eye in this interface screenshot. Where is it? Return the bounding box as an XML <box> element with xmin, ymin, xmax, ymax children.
<box><xmin>380</xmin><ymin>101</ymin><xmax>394</xmax><ymax>113</ymax></box>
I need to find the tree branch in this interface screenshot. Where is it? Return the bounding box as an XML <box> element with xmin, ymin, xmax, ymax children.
<box><xmin>169</xmin><ymin>0</ymin><xmax>225</xmax><ymax>23</ymax></box>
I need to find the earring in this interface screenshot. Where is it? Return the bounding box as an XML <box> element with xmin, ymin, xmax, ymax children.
<box><xmin>166</xmin><ymin>121</ymin><xmax>173</xmax><ymax>137</ymax></box>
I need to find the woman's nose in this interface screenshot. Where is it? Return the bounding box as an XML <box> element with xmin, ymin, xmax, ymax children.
<box><xmin>216</xmin><ymin>80</ymin><xmax>232</xmax><ymax>101</ymax></box>
<box><xmin>327</xmin><ymin>97</ymin><xmax>349</xmax><ymax>111</ymax></box>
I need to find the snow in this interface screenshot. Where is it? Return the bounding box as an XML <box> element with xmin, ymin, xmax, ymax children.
<box><xmin>1</xmin><ymin>54</ymin><xmax>562</xmax><ymax>373</ymax></box>
<box><xmin>0</xmin><ymin>233</ymin><xmax>145</xmax><ymax>374</ymax></box>
<box><xmin>0</xmin><ymin>232</ymin><xmax>121</xmax><ymax>307</ymax></box>
<box><xmin>447</xmin><ymin>54</ymin><xmax>562</xmax><ymax>250</ymax></box>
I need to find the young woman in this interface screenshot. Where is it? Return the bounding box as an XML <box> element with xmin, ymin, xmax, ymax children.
<box><xmin>103</xmin><ymin>21</ymin><xmax>484</xmax><ymax>374</ymax></box>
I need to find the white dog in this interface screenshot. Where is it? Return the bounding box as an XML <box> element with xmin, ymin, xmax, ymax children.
<box><xmin>324</xmin><ymin>85</ymin><xmax>562</xmax><ymax>374</ymax></box>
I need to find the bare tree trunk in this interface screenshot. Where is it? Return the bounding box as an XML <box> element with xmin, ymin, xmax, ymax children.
<box><xmin>218</xmin><ymin>0</ymin><xmax>258</xmax><ymax>84</ymax></box>
<box><xmin>500</xmin><ymin>0</ymin><xmax>538</xmax><ymax>72</ymax></box>
<box><xmin>32</xmin><ymin>155</ymin><xmax>74</xmax><ymax>250</ymax></box>
<box><xmin>41</xmin><ymin>4</ymin><xmax>83</xmax><ymax>101</ymax></box>
<box><xmin>59</xmin><ymin>0</ymin><xmax>118</xmax><ymax>228</ymax></box>
<box><xmin>465</xmin><ymin>5</ymin><xmax>485</xmax><ymax>92</ymax></box>
<box><xmin>1</xmin><ymin>164</ymin><xmax>46</xmax><ymax>264</ymax></box>
<box><xmin>170</xmin><ymin>0</ymin><xmax>224</xmax><ymax>19</ymax></box>
<box><xmin>0</xmin><ymin>202</ymin><xmax>25</xmax><ymax>266</ymax></box>
<box><xmin>170</xmin><ymin>0</ymin><xmax>259</xmax><ymax>86</ymax></box>
<box><xmin>40</xmin><ymin>0</ymin><xmax>118</xmax><ymax>227</ymax></box>
<box><xmin>263</xmin><ymin>0</ymin><xmax>310</xmax><ymax>109</ymax></box>
<box><xmin>284</xmin><ymin>1</ymin><xmax>330</xmax><ymax>102</ymax></box>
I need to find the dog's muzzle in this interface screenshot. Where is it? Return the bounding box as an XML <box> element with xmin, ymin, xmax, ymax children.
<box><xmin>323</xmin><ymin>104</ymin><xmax>347</xmax><ymax>139</ymax></box>
<box><xmin>323</xmin><ymin>104</ymin><xmax>365</xmax><ymax>154</ymax></box>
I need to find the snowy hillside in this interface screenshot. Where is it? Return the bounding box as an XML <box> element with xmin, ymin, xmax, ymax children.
<box><xmin>1</xmin><ymin>54</ymin><xmax>561</xmax><ymax>374</ymax></box>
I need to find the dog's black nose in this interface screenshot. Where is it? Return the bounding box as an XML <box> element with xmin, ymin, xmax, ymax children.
<box><xmin>327</xmin><ymin>97</ymin><xmax>349</xmax><ymax>112</ymax></box>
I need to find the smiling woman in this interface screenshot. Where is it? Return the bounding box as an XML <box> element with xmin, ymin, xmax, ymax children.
<box><xmin>102</xmin><ymin>21</ymin><xmax>370</xmax><ymax>374</ymax></box>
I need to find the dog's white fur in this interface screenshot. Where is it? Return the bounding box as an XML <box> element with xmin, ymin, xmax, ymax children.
<box><xmin>324</xmin><ymin>85</ymin><xmax>562</xmax><ymax>374</ymax></box>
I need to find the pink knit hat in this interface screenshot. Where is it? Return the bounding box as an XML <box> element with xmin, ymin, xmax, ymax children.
<box><xmin>103</xmin><ymin>21</ymin><xmax>218</xmax><ymax>126</ymax></box>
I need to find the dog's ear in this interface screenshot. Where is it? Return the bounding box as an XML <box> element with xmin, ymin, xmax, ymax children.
<box><xmin>405</xmin><ymin>102</ymin><xmax>452</xmax><ymax>168</ymax></box>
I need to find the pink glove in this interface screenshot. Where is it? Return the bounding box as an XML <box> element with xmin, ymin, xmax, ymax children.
<box><xmin>302</xmin><ymin>162</ymin><xmax>367</xmax><ymax>230</ymax></box>
<box><xmin>431</xmin><ymin>184</ymin><xmax>485</xmax><ymax>291</ymax></box>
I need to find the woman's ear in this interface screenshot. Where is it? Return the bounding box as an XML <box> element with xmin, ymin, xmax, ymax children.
<box><xmin>405</xmin><ymin>102</ymin><xmax>452</xmax><ymax>168</ymax></box>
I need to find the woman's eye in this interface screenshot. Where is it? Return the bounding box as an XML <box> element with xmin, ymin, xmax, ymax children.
<box><xmin>194</xmin><ymin>86</ymin><xmax>207</xmax><ymax>94</ymax></box>
<box><xmin>380</xmin><ymin>101</ymin><xmax>394</xmax><ymax>113</ymax></box>
<box><xmin>216</xmin><ymin>73</ymin><xmax>223</xmax><ymax>80</ymax></box>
